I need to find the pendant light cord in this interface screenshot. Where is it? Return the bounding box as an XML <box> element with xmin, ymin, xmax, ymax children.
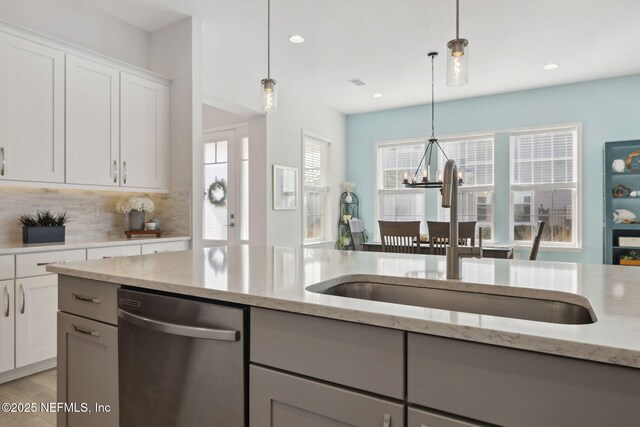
<box><xmin>267</xmin><ymin>0</ymin><xmax>271</xmax><ymax>79</ymax></box>
<box><xmin>456</xmin><ymin>0</ymin><xmax>460</xmax><ymax>39</ymax></box>
<box><xmin>430</xmin><ymin>53</ymin><xmax>435</xmax><ymax>139</ymax></box>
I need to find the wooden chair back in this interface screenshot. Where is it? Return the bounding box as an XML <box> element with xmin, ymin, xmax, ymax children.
<box><xmin>529</xmin><ymin>221</ymin><xmax>546</xmax><ymax>261</ymax></box>
<box><xmin>427</xmin><ymin>221</ymin><xmax>476</xmax><ymax>255</ymax></box>
<box><xmin>347</xmin><ymin>218</ymin><xmax>366</xmax><ymax>251</ymax></box>
<box><xmin>378</xmin><ymin>221</ymin><xmax>421</xmax><ymax>254</ymax></box>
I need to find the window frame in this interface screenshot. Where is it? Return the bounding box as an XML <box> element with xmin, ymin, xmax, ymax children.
<box><xmin>302</xmin><ymin>131</ymin><xmax>332</xmax><ymax>245</ymax></box>
<box><xmin>508</xmin><ymin>124</ymin><xmax>582</xmax><ymax>250</ymax></box>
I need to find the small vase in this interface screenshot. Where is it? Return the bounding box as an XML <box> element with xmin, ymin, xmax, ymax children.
<box><xmin>129</xmin><ymin>210</ymin><xmax>145</xmax><ymax>231</ymax></box>
<box><xmin>344</xmin><ymin>192</ymin><xmax>353</xmax><ymax>203</ymax></box>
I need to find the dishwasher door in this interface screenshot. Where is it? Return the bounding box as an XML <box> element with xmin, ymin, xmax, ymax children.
<box><xmin>117</xmin><ymin>288</ymin><xmax>246</xmax><ymax>427</ymax></box>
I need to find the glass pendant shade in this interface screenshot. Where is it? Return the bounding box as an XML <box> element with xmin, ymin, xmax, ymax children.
<box><xmin>447</xmin><ymin>38</ymin><xmax>468</xmax><ymax>87</ymax></box>
<box><xmin>261</xmin><ymin>78</ymin><xmax>277</xmax><ymax>114</ymax></box>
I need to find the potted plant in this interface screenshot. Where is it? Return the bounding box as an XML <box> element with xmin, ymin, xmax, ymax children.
<box><xmin>19</xmin><ymin>210</ymin><xmax>70</xmax><ymax>244</ymax></box>
<box><xmin>335</xmin><ymin>231</ymin><xmax>352</xmax><ymax>250</ymax></box>
<box><xmin>342</xmin><ymin>204</ymin><xmax>352</xmax><ymax>224</ymax></box>
<box><xmin>620</xmin><ymin>251</ymin><xmax>640</xmax><ymax>266</ymax></box>
<box><xmin>116</xmin><ymin>197</ymin><xmax>155</xmax><ymax>231</ymax></box>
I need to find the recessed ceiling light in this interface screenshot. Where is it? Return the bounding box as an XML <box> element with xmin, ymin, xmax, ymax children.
<box><xmin>372</xmin><ymin>93</ymin><xmax>383</xmax><ymax>98</ymax></box>
<box><xmin>543</xmin><ymin>63</ymin><xmax>559</xmax><ymax>70</ymax></box>
<box><xmin>289</xmin><ymin>34</ymin><xmax>305</xmax><ymax>43</ymax></box>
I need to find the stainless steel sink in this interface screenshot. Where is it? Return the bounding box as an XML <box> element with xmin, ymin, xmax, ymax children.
<box><xmin>308</xmin><ymin>280</ymin><xmax>595</xmax><ymax>325</ymax></box>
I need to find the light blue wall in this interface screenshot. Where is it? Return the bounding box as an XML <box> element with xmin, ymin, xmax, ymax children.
<box><xmin>347</xmin><ymin>74</ymin><xmax>640</xmax><ymax>263</ymax></box>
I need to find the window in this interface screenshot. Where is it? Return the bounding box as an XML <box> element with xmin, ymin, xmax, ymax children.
<box><xmin>510</xmin><ymin>127</ymin><xmax>579</xmax><ymax>247</ymax></box>
<box><xmin>438</xmin><ymin>136</ymin><xmax>495</xmax><ymax>240</ymax></box>
<box><xmin>376</xmin><ymin>142</ymin><xmax>426</xmax><ymax>239</ymax></box>
<box><xmin>303</xmin><ymin>134</ymin><xmax>331</xmax><ymax>243</ymax></box>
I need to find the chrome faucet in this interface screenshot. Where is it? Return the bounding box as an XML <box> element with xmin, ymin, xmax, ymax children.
<box><xmin>441</xmin><ymin>159</ymin><xmax>482</xmax><ymax>279</ymax></box>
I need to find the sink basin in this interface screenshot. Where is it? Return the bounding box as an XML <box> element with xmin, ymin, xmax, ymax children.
<box><xmin>307</xmin><ymin>278</ymin><xmax>595</xmax><ymax>325</ymax></box>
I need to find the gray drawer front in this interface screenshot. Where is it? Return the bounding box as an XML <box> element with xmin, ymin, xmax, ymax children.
<box><xmin>251</xmin><ymin>308</ymin><xmax>404</xmax><ymax>399</ymax></box>
<box><xmin>250</xmin><ymin>365</ymin><xmax>404</xmax><ymax>427</ymax></box>
<box><xmin>59</xmin><ymin>276</ymin><xmax>118</xmax><ymax>325</ymax></box>
<box><xmin>408</xmin><ymin>406</ymin><xmax>484</xmax><ymax>427</ymax></box>
<box><xmin>408</xmin><ymin>333</ymin><xmax>640</xmax><ymax>427</ymax></box>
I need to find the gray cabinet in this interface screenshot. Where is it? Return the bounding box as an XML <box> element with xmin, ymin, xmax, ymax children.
<box><xmin>250</xmin><ymin>365</ymin><xmax>404</xmax><ymax>427</ymax></box>
<box><xmin>408</xmin><ymin>406</ymin><xmax>484</xmax><ymax>427</ymax></box>
<box><xmin>57</xmin><ymin>276</ymin><xmax>119</xmax><ymax>427</ymax></box>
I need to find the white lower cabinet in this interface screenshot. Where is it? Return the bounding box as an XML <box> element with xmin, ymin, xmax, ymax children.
<box><xmin>250</xmin><ymin>365</ymin><xmax>404</xmax><ymax>427</ymax></box>
<box><xmin>0</xmin><ymin>279</ymin><xmax>14</xmax><ymax>373</ymax></box>
<box><xmin>408</xmin><ymin>406</ymin><xmax>484</xmax><ymax>427</ymax></box>
<box><xmin>58</xmin><ymin>311</ymin><xmax>118</xmax><ymax>427</ymax></box>
<box><xmin>15</xmin><ymin>275</ymin><xmax>58</xmax><ymax>367</ymax></box>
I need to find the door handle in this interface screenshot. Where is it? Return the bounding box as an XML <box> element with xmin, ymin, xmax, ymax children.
<box><xmin>20</xmin><ymin>284</ymin><xmax>25</xmax><ymax>314</ymax></box>
<box><xmin>72</xmin><ymin>293</ymin><xmax>102</xmax><ymax>304</ymax></box>
<box><xmin>117</xmin><ymin>308</ymin><xmax>240</xmax><ymax>342</ymax></box>
<box><xmin>3</xmin><ymin>286</ymin><xmax>8</xmax><ymax>317</ymax></box>
<box><xmin>123</xmin><ymin>161</ymin><xmax>127</xmax><ymax>184</ymax></box>
<box><xmin>225</xmin><ymin>223</ymin><xmax>235</xmax><ymax>228</ymax></box>
<box><xmin>72</xmin><ymin>324</ymin><xmax>101</xmax><ymax>337</ymax></box>
<box><xmin>113</xmin><ymin>160</ymin><xmax>118</xmax><ymax>183</ymax></box>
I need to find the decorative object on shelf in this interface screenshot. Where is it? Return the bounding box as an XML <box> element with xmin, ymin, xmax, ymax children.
<box><xmin>612</xmin><ymin>159</ymin><xmax>626</xmax><ymax>173</ymax></box>
<box><xmin>146</xmin><ymin>222</ymin><xmax>157</xmax><ymax>231</ymax></box>
<box><xmin>116</xmin><ymin>196</ymin><xmax>155</xmax><ymax>231</ymax></box>
<box><xmin>404</xmin><ymin>52</ymin><xmax>464</xmax><ymax>189</ymax></box>
<box><xmin>612</xmin><ymin>184</ymin><xmax>631</xmax><ymax>198</ymax></box>
<box><xmin>613</xmin><ymin>208</ymin><xmax>636</xmax><ymax>224</ymax></box>
<box><xmin>619</xmin><ymin>236</ymin><xmax>640</xmax><ymax>247</ymax></box>
<box><xmin>342</xmin><ymin>204</ymin><xmax>353</xmax><ymax>224</ymax></box>
<box><xmin>625</xmin><ymin>150</ymin><xmax>640</xmax><ymax>171</ymax></box>
<box><xmin>447</xmin><ymin>0</ymin><xmax>469</xmax><ymax>87</ymax></box>
<box><xmin>260</xmin><ymin>0</ymin><xmax>277</xmax><ymax>114</ymax></box>
<box><xmin>19</xmin><ymin>210</ymin><xmax>70</xmax><ymax>244</ymax></box>
<box><xmin>124</xmin><ymin>230</ymin><xmax>163</xmax><ymax>239</ymax></box>
<box><xmin>336</xmin><ymin>192</ymin><xmax>365</xmax><ymax>250</ymax></box>
<box><xmin>620</xmin><ymin>250</ymin><xmax>640</xmax><ymax>266</ymax></box>
<box><xmin>631</xmin><ymin>191</ymin><xmax>639</xmax><ymax>198</ymax></box>
<box><xmin>341</xmin><ymin>182</ymin><xmax>356</xmax><ymax>203</ymax></box>
<box><xmin>207</xmin><ymin>178</ymin><xmax>227</xmax><ymax>207</ymax></box>
<box><xmin>273</xmin><ymin>165</ymin><xmax>298</xmax><ymax>210</ymax></box>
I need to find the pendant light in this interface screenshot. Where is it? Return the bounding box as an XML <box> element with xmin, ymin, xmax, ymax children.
<box><xmin>261</xmin><ymin>0</ymin><xmax>277</xmax><ymax>114</ymax></box>
<box><xmin>404</xmin><ymin>52</ymin><xmax>463</xmax><ymax>189</ymax></box>
<box><xmin>447</xmin><ymin>0</ymin><xmax>469</xmax><ymax>87</ymax></box>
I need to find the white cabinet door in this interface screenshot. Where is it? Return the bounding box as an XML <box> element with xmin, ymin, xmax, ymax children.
<box><xmin>0</xmin><ymin>33</ymin><xmax>64</xmax><ymax>182</ymax></box>
<box><xmin>15</xmin><ymin>275</ymin><xmax>58</xmax><ymax>367</ymax></box>
<box><xmin>0</xmin><ymin>279</ymin><xmax>14</xmax><ymax>374</ymax></box>
<box><xmin>120</xmin><ymin>72</ymin><xmax>168</xmax><ymax>189</ymax></box>
<box><xmin>66</xmin><ymin>55</ymin><xmax>120</xmax><ymax>186</ymax></box>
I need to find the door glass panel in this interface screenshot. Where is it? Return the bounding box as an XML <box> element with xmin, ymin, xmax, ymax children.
<box><xmin>204</xmin><ymin>141</ymin><xmax>228</xmax><ymax>241</ymax></box>
<box><xmin>240</xmin><ymin>137</ymin><xmax>249</xmax><ymax>241</ymax></box>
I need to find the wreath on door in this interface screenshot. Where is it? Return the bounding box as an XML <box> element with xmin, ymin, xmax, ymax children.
<box><xmin>207</xmin><ymin>178</ymin><xmax>227</xmax><ymax>207</ymax></box>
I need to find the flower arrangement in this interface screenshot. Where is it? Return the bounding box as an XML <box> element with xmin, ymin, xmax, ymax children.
<box><xmin>620</xmin><ymin>250</ymin><xmax>640</xmax><ymax>261</ymax></box>
<box><xmin>116</xmin><ymin>197</ymin><xmax>155</xmax><ymax>214</ymax></box>
<box><xmin>341</xmin><ymin>182</ymin><xmax>356</xmax><ymax>193</ymax></box>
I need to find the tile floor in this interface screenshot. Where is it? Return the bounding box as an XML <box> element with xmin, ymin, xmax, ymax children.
<box><xmin>0</xmin><ymin>369</ymin><xmax>56</xmax><ymax>426</ymax></box>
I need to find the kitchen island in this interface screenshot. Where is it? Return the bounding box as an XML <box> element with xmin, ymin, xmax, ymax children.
<box><xmin>49</xmin><ymin>246</ymin><xmax>640</xmax><ymax>426</ymax></box>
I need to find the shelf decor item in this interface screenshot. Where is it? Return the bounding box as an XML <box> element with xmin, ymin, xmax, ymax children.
<box><xmin>116</xmin><ymin>196</ymin><xmax>155</xmax><ymax>231</ymax></box>
<box><xmin>341</xmin><ymin>182</ymin><xmax>356</xmax><ymax>203</ymax></box>
<box><xmin>620</xmin><ymin>251</ymin><xmax>640</xmax><ymax>266</ymax></box>
<box><xmin>612</xmin><ymin>159</ymin><xmax>625</xmax><ymax>173</ymax></box>
<box><xmin>612</xmin><ymin>184</ymin><xmax>631</xmax><ymax>198</ymax></box>
<box><xmin>19</xmin><ymin>210</ymin><xmax>70</xmax><ymax>244</ymax></box>
<box><xmin>625</xmin><ymin>150</ymin><xmax>640</xmax><ymax>171</ymax></box>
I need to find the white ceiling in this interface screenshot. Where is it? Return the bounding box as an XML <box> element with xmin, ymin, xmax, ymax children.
<box><xmin>80</xmin><ymin>0</ymin><xmax>640</xmax><ymax>115</ymax></box>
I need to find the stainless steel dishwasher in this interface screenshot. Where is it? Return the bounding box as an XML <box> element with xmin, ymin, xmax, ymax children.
<box><xmin>117</xmin><ymin>288</ymin><xmax>247</xmax><ymax>427</ymax></box>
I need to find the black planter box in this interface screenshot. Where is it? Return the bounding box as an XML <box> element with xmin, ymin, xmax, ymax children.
<box><xmin>22</xmin><ymin>226</ymin><xmax>66</xmax><ymax>244</ymax></box>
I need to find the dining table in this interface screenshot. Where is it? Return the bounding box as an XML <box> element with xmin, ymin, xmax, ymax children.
<box><xmin>361</xmin><ymin>242</ymin><xmax>514</xmax><ymax>259</ymax></box>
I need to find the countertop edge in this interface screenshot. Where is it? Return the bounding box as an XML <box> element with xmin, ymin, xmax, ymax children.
<box><xmin>0</xmin><ymin>236</ymin><xmax>190</xmax><ymax>254</ymax></box>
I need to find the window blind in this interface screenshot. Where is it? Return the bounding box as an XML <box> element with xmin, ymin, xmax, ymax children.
<box><xmin>304</xmin><ymin>137</ymin><xmax>330</xmax><ymax>190</ymax></box>
<box><xmin>510</xmin><ymin>129</ymin><xmax>576</xmax><ymax>185</ymax></box>
<box><xmin>439</xmin><ymin>137</ymin><xmax>494</xmax><ymax>186</ymax></box>
<box><xmin>378</xmin><ymin>143</ymin><xmax>425</xmax><ymax>189</ymax></box>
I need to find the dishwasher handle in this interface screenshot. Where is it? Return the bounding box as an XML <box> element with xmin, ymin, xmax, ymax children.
<box><xmin>117</xmin><ymin>308</ymin><xmax>240</xmax><ymax>342</ymax></box>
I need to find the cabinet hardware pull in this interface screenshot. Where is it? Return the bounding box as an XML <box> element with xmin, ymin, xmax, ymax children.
<box><xmin>72</xmin><ymin>324</ymin><xmax>101</xmax><ymax>337</ymax></box>
<box><xmin>123</xmin><ymin>161</ymin><xmax>127</xmax><ymax>184</ymax></box>
<box><xmin>382</xmin><ymin>413</ymin><xmax>391</xmax><ymax>427</ymax></box>
<box><xmin>113</xmin><ymin>160</ymin><xmax>118</xmax><ymax>183</ymax></box>
<box><xmin>20</xmin><ymin>284</ymin><xmax>25</xmax><ymax>314</ymax></box>
<box><xmin>72</xmin><ymin>293</ymin><xmax>102</xmax><ymax>304</ymax></box>
<box><xmin>0</xmin><ymin>147</ymin><xmax>4</xmax><ymax>176</ymax></box>
<box><xmin>3</xmin><ymin>286</ymin><xmax>8</xmax><ymax>317</ymax></box>
<box><xmin>36</xmin><ymin>261</ymin><xmax>68</xmax><ymax>267</ymax></box>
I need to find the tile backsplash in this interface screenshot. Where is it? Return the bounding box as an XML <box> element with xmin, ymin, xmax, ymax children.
<box><xmin>1</xmin><ymin>187</ymin><xmax>191</xmax><ymax>244</ymax></box>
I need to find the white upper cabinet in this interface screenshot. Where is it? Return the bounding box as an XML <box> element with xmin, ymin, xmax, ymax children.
<box><xmin>120</xmin><ymin>72</ymin><xmax>169</xmax><ymax>189</ymax></box>
<box><xmin>0</xmin><ymin>33</ymin><xmax>64</xmax><ymax>183</ymax></box>
<box><xmin>66</xmin><ymin>55</ymin><xmax>120</xmax><ymax>186</ymax></box>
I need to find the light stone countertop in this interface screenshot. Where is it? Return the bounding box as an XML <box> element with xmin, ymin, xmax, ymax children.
<box><xmin>0</xmin><ymin>235</ymin><xmax>190</xmax><ymax>255</ymax></box>
<box><xmin>48</xmin><ymin>245</ymin><xmax>640</xmax><ymax>369</ymax></box>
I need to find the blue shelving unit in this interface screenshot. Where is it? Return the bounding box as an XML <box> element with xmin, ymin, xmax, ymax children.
<box><xmin>604</xmin><ymin>140</ymin><xmax>640</xmax><ymax>264</ymax></box>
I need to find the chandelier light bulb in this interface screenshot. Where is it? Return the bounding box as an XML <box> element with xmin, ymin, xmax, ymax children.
<box><xmin>261</xmin><ymin>78</ymin><xmax>277</xmax><ymax>114</ymax></box>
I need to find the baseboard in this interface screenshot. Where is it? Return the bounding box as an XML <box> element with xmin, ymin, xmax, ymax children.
<box><xmin>0</xmin><ymin>358</ymin><xmax>56</xmax><ymax>384</ymax></box>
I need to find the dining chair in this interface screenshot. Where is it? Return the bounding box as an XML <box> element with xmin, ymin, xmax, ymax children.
<box><xmin>426</xmin><ymin>221</ymin><xmax>476</xmax><ymax>255</ymax></box>
<box><xmin>529</xmin><ymin>221</ymin><xmax>546</xmax><ymax>261</ymax></box>
<box><xmin>378</xmin><ymin>221</ymin><xmax>421</xmax><ymax>254</ymax></box>
<box><xmin>347</xmin><ymin>218</ymin><xmax>366</xmax><ymax>251</ymax></box>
